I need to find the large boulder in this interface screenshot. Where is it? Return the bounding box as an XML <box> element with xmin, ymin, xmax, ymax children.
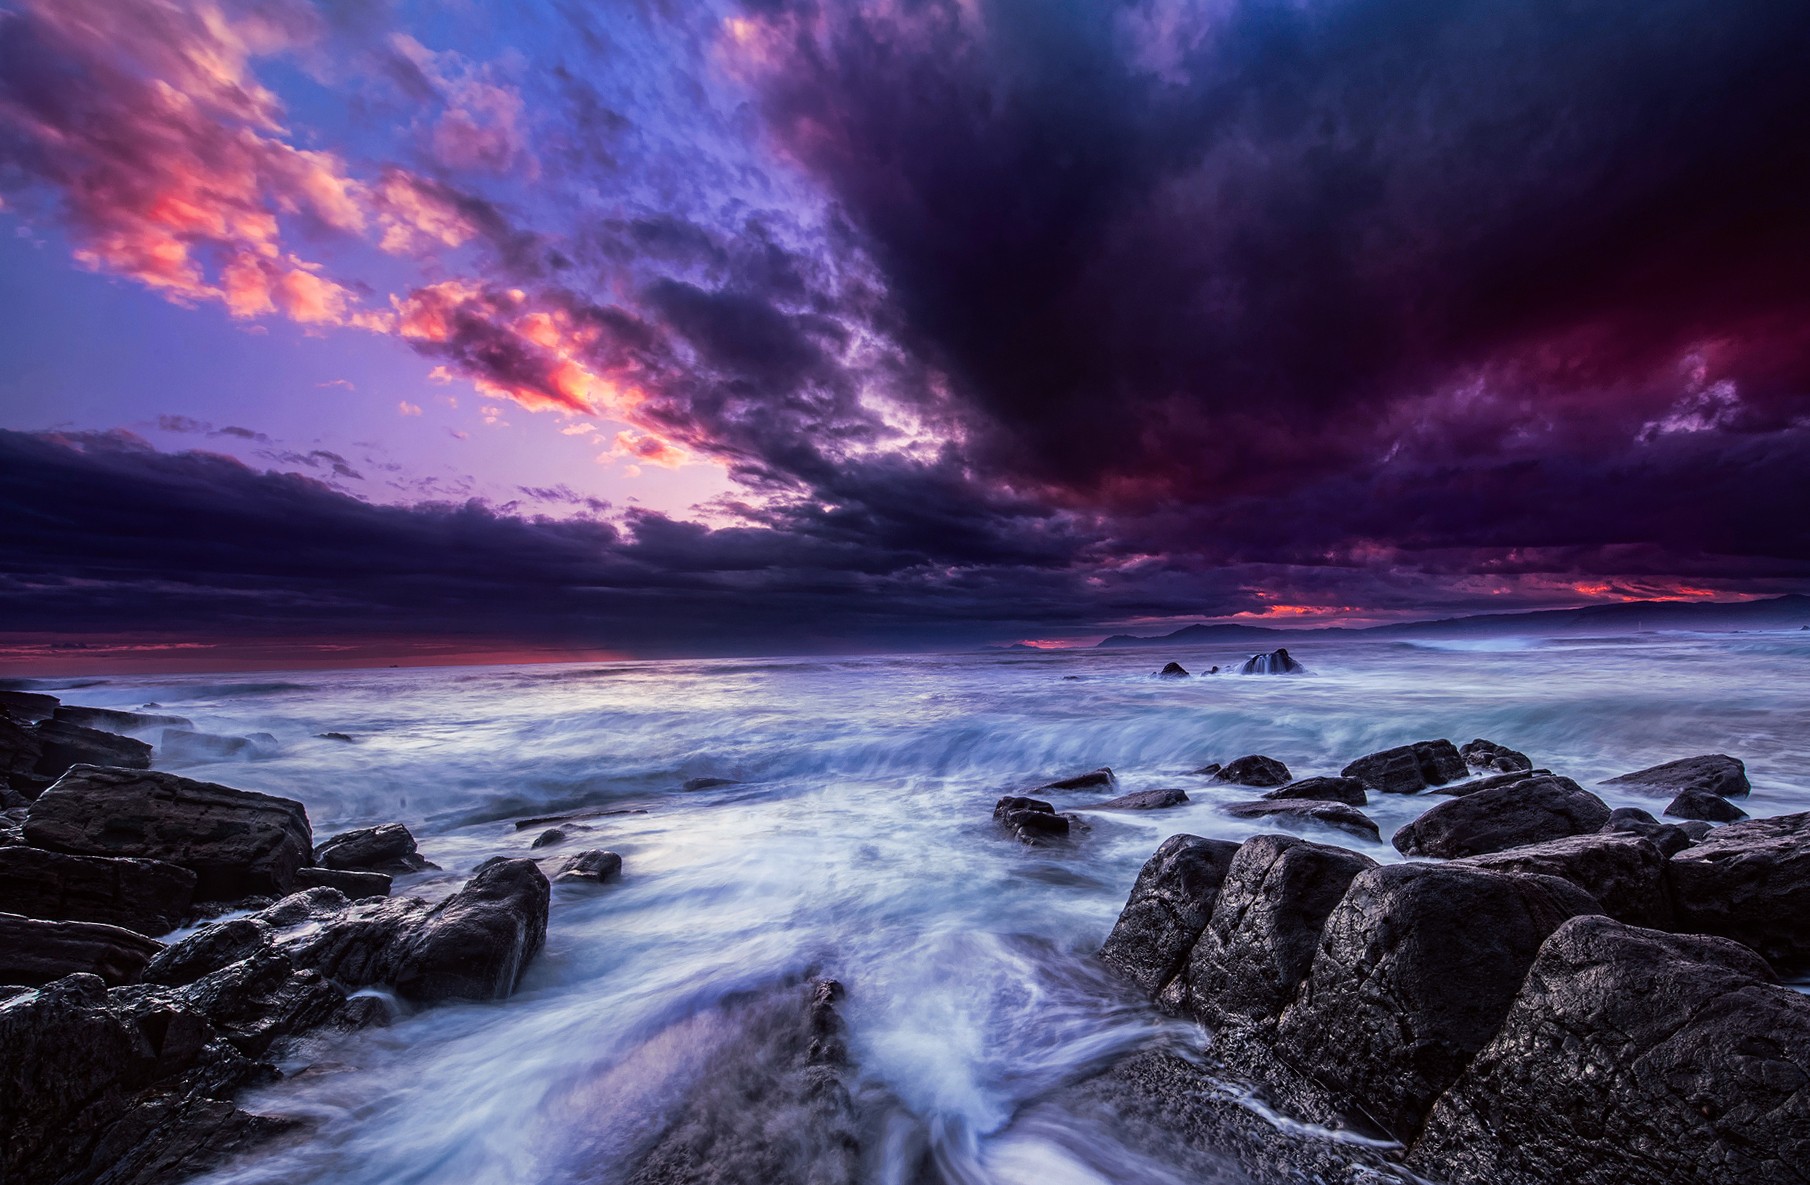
<box><xmin>32</xmin><ymin>719</ymin><xmax>153</xmax><ymax>780</ymax></box>
<box><xmin>386</xmin><ymin>857</ymin><xmax>550</xmax><ymax>1004</ymax></box>
<box><xmin>1185</xmin><ymin>835</ymin><xmax>1376</xmax><ymax>1032</ymax></box>
<box><xmin>1263</xmin><ymin>776</ymin><xmax>1367</xmax><ymax>806</ymax></box>
<box><xmin>1098</xmin><ymin>835</ymin><xmax>1242</xmax><ymax>1001</ymax></box>
<box><xmin>1392</xmin><ymin>775</ymin><xmax>1612</xmax><ymax>858</ymax></box>
<box><xmin>1222</xmin><ymin>800</ymin><xmax>1380</xmax><ymax>841</ymax></box>
<box><xmin>1665</xmin><ymin>788</ymin><xmax>1748</xmax><ymax>822</ymax></box>
<box><xmin>0</xmin><ymin>846</ymin><xmax>196</xmax><ymax>935</ymax></box>
<box><xmin>24</xmin><ymin>767</ymin><xmax>313</xmax><ymax>900</ymax></box>
<box><xmin>313</xmin><ymin>822</ymin><xmax>433</xmax><ymax>874</ymax></box>
<box><xmin>1409</xmin><ymin>917</ymin><xmax>1810</xmax><ymax>1185</ymax></box>
<box><xmin>0</xmin><ymin>912</ymin><xmax>164</xmax><ymax>986</ymax></box>
<box><xmin>1601</xmin><ymin>753</ymin><xmax>1749</xmax><ymax>800</ymax></box>
<box><xmin>1669</xmin><ymin>811</ymin><xmax>1810</xmax><ymax>974</ymax></box>
<box><xmin>1213</xmin><ymin>755</ymin><xmax>1292</xmax><ymax>787</ymax></box>
<box><xmin>1458</xmin><ymin>738</ymin><xmax>1532</xmax><ymax>773</ymax></box>
<box><xmin>1341</xmin><ymin>740</ymin><xmax>1467</xmax><ymax>794</ymax></box>
<box><xmin>293</xmin><ymin>866</ymin><xmax>392</xmax><ymax>899</ymax></box>
<box><xmin>1460</xmin><ymin>832</ymin><xmax>1673</xmax><ymax>928</ymax></box>
<box><xmin>1272</xmin><ymin>863</ymin><xmax>1600</xmax><ymax>1141</ymax></box>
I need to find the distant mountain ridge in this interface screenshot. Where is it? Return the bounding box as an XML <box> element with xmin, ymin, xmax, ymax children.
<box><xmin>1094</xmin><ymin>594</ymin><xmax>1810</xmax><ymax>648</ymax></box>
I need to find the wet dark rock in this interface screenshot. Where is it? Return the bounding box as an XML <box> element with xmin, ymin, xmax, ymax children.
<box><xmin>1392</xmin><ymin>775</ymin><xmax>1613</xmax><ymax>858</ymax></box>
<box><xmin>1669</xmin><ymin>811</ymin><xmax>1810</xmax><ymax>974</ymax></box>
<box><xmin>1678</xmin><ymin>819</ymin><xmax>1714</xmax><ymax>841</ymax></box>
<box><xmin>1041</xmin><ymin>767</ymin><xmax>1115</xmax><ymax>791</ymax></box>
<box><xmin>993</xmin><ymin>795</ymin><xmax>1073</xmax><ymax>843</ymax></box>
<box><xmin>681</xmin><ymin>776</ymin><xmax>736</xmax><ymax>791</ymax></box>
<box><xmin>1271</xmin><ymin>863</ymin><xmax>1601</xmax><ymax>1141</ymax></box>
<box><xmin>1157</xmin><ymin>661</ymin><xmax>1190</xmax><ymax>677</ymax></box>
<box><xmin>1224</xmin><ymin>800</ymin><xmax>1380</xmax><ymax>841</ymax></box>
<box><xmin>1460</xmin><ymin>832</ymin><xmax>1674</xmax><ymax>928</ymax></box>
<box><xmin>26</xmin><ymin>767</ymin><xmax>313</xmax><ymax>900</ymax></box>
<box><xmin>1086</xmin><ymin>787</ymin><xmax>1189</xmax><ymax>810</ymax></box>
<box><xmin>32</xmin><ymin>719</ymin><xmax>153</xmax><ymax>779</ymax></box>
<box><xmin>262</xmin><ymin>889</ymin><xmax>428</xmax><ymax>988</ymax></box>
<box><xmin>54</xmin><ymin>705</ymin><xmax>193</xmax><ymax>733</ymax></box>
<box><xmin>555</xmin><ymin>849</ymin><xmax>623</xmax><ymax>884</ymax></box>
<box><xmin>0</xmin><ymin>689</ymin><xmax>59</xmax><ymax>722</ymax></box>
<box><xmin>159</xmin><ymin>728</ymin><xmax>275</xmax><ymax>762</ymax></box>
<box><xmin>386</xmin><ymin>857</ymin><xmax>550</xmax><ymax>1004</ymax></box>
<box><xmin>143</xmin><ymin>919</ymin><xmax>274</xmax><ymax>988</ymax></box>
<box><xmin>530</xmin><ymin>826</ymin><xmax>569</xmax><ymax>848</ymax></box>
<box><xmin>315</xmin><ymin>731</ymin><xmax>356</xmax><ymax>742</ymax></box>
<box><xmin>1602</xmin><ymin>753</ymin><xmax>1750</xmax><ymax>799</ymax></box>
<box><xmin>1190</xmin><ymin>762</ymin><xmax>1223</xmax><ymax>777</ymax></box>
<box><xmin>1098</xmin><ymin>834</ymin><xmax>1242</xmax><ymax>1001</ymax></box>
<box><xmin>1665</xmin><ymin>787</ymin><xmax>1749</xmax><ymax>822</ymax></box>
<box><xmin>313</xmin><ymin>822</ymin><xmax>433</xmax><ymax>874</ymax></box>
<box><xmin>1409</xmin><ymin>916</ymin><xmax>1810</xmax><ymax>1185</ymax></box>
<box><xmin>1341</xmin><ymin>739</ymin><xmax>1467</xmax><ymax>794</ymax></box>
<box><xmin>1239</xmin><ymin>648</ymin><xmax>1305</xmax><ymax>675</ymax></box>
<box><xmin>1185</xmin><ymin>835</ymin><xmax>1377</xmax><ymax>1032</ymax></box>
<box><xmin>0</xmin><ymin>912</ymin><xmax>165</xmax><ymax>986</ymax></box>
<box><xmin>1458</xmin><ymin>738</ymin><xmax>1532</xmax><ymax>773</ymax></box>
<box><xmin>1263</xmin><ymin>776</ymin><xmax>1367</xmax><ymax>806</ymax></box>
<box><xmin>1432</xmin><ymin>767</ymin><xmax>1550</xmax><ymax>796</ymax></box>
<box><xmin>294</xmin><ymin>866</ymin><xmax>392</xmax><ymax>899</ymax></box>
<box><xmin>1</xmin><ymin>713</ymin><xmax>44</xmax><ymax>791</ymax></box>
<box><xmin>1600</xmin><ymin>805</ymin><xmax>1695</xmax><ymax>856</ymax></box>
<box><xmin>1212</xmin><ymin>754</ymin><xmax>1292</xmax><ymax>787</ymax></box>
<box><xmin>0</xmin><ymin>846</ymin><xmax>196</xmax><ymax>935</ymax></box>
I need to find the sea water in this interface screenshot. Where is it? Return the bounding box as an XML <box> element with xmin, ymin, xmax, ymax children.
<box><xmin>23</xmin><ymin>630</ymin><xmax>1810</xmax><ymax>1183</ymax></box>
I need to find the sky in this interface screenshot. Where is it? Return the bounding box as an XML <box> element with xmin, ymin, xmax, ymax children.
<box><xmin>2</xmin><ymin>0</ymin><xmax>1808</xmax><ymax>667</ymax></box>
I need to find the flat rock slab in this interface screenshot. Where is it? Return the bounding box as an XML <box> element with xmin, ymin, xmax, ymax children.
<box><xmin>0</xmin><ymin>912</ymin><xmax>164</xmax><ymax>986</ymax></box>
<box><xmin>1099</xmin><ymin>834</ymin><xmax>1242</xmax><ymax>1000</ymax></box>
<box><xmin>1602</xmin><ymin>753</ymin><xmax>1749</xmax><ymax>799</ymax></box>
<box><xmin>1392</xmin><ymin>775</ymin><xmax>1612</xmax><ymax>858</ymax></box>
<box><xmin>53</xmin><ymin>705</ymin><xmax>193</xmax><ymax>732</ymax></box>
<box><xmin>1410</xmin><ymin>916</ymin><xmax>1810</xmax><ymax>1185</ymax></box>
<box><xmin>0</xmin><ymin>846</ymin><xmax>196</xmax><ymax>935</ymax></box>
<box><xmin>1085</xmin><ymin>787</ymin><xmax>1189</xmax><ymax>810</ymax></box>
<box><xmin>25</xmin><ymin>767</ymin><xmax>313</xmax><ymax>900</ymax></box>
<box><xmin>1341</xmin><ymin>739</ymin><xmax>1466</xmax><ymax>794</ymax></box>
<box><xmin>1669</xmin><ymin>811</ymin><xmax>1810</xmax><ymax>974</ymax></box>
<box><xmin>1041</xmin><ymin>767</ymin><xmax>1115</xmax><ymax>791</ymax></box>
<box><xmin>1263</xmin><ymin>776</ymin><xmax>1367</xmax><ymax>806</ymax></box>
<box><xmin>31</xmin><ymin>720</ymin><xmax>152</xmax><ymax>780</ymax></box>
<box><xmin>1222</xmin><ymin>800</ymin><xmax>1380</xmax><ymax>841</ymax></box>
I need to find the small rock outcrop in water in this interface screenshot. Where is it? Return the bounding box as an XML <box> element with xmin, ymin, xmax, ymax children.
<box><xmin>1157</xmin><ymin>661</ymin><xmax>1189</xmax><ymax>677</ymax></box>
<box><xmin>1458</xmin><ymin>738</ymin><xmax>1532</xmax><ymax>773</ymax></box>
<box><xmin>993</xmin><ymin>796</ymin><xmax>1073</xmax><ymax>844</ymax></box>
<box><xmin>1097</xmin><ymin>834</ymin><xmax>1241</xmax><ymax>999</ymax></box>
<box><xmin>1085</xmin><ymin>787</ymin><xmax>1188</xmax><ymax>810</ymax></box>
<box><xmin>1600</xmin><ymin>753</ymin><xmax>1750</xmax><ymax>799</ymax></box>
<box><xmin>1221</xmin><ymin>800</ymin><xmax>1380</xmax><ymax>841</ymax></box>
<box><xmin>1408</xmin><ymin>917</ymin><xmax>1810</xmax><ymax>1185</ymax></box>
<box><xmin>1341</xmin><ymin>739</ymin><xmax>1467</xmax><ymax>794</ymax></box>
<box><xmin>25</xmin><ymin>768</ymin><xmax>314</xmax><ymax>900</ymax></box>
<box><xmin>1212</xmin><ymin>754</ymin><xmax>1292</xmax><ymax>787</ymax></box>
<box><xmin>1239</xmin><ymin>648</ymin><xmax>1304</xmax><ymax>675</ymax></box>
<box><xmin>681</xmin><ymin>776</ymin><xmax>736</xmax><ymax>791</ymax></box>
<box><xmin>1041</xmin><ymin>767</ymin><xmax>1115</xmax><ymax>791</ymax></box>
<box><xmin>313</xmin><ymin>822</ymin><xmax>435</xmax><ymax>875</ymax></box>
<box><xmin>555</xmin><ymin>849</ymin><xmax>623</xmax><ymax>884</ymax></box>
<box><xmin>1263</xmin><ymin>776</ymin><xmax>1367</xmax><ymax>806</ymax></box>
<box><xmin>1391</xmin><ymin>775</ymin><xmax>1613</xmax><ymax>858</ymax></box>
<box><xmin>1663</xmin><ymin>787</ymin><xmax>1748</xmax><ymax>822</ymax></box>
<box><xmin>0</xmin><ymin>845</ymin><xmax>197</xmax><ymax>935</ymax></box>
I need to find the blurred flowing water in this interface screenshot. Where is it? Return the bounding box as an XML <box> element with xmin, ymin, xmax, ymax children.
<box><xmin>22</xmin><ymin>630</ymin><xmax>1810</xmax><ymax>1183</ymax></box>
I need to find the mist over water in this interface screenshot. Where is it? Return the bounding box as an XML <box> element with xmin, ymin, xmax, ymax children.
<box><xmin>25</xmin><ymin>631</ymin><xmax>1810</xmax><ymax>1184</ymax></box>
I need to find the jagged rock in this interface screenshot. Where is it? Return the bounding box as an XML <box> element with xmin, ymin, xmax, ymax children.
<box><xmin>554</xmin><ymin>849</ymin><xmax>623</xmax><ymax>884</ymax></box>
<box><xmin>994</xmin><ymin>795</ymin><xmax>1072</xmax><ymax>843</ymax></box>
<box><xmin>681</xmin><ymin>776</ymin><xmax>736</xmax><ymax>791</ymax></box>
<box><xmin>1098</xmin><ymin>834</ymin><xmax>1242</xmax><ymax>1001</ymax></box>
<box><xmin>1341</xmin><ymin>739</ymin><xmax>1467</xmax><ymax>794</ymax></box>
<box><xmin>1458</xmin><ymin>738</ymin><xmax>1532</xmax><ymax>773</ymax></box>
<box><xmin>150</xmin><ymin>947</ymin><xmax>351</xmax><ymax>1057</ymax></box>
<box><xmin>0</xmin><ymin>690</ymin><xmax>59</xmax><ymax>722</ymax></box>
<box><xmin>32</xmin><ymin>720</ymin><xmax>153</xmax><ymax>780</ymax></box>
<box><xmin>1433</xmin><ymin>767</ymin><xmax>1550</xmax><ymax>796</ymax></box>
<box><xmin>386</xmin><ymin>857</ymin><xmax>550</xmax><ymax>1004</ymax></box>
<box><xmin>294</xmin><ymin>866</ymin><xmax>392</xmax><ymax>899</ymax></box>
<box><xmin>1239</xmin><ymin>648</ymin><xmax>1305</xmax><ymax>675</ymax></box>
<box><xmin>0</xmin><ymin>846</ymin><xmax>196</xmax><ymax>935</ymax></box>
<box><xmin>54</xmin><ymin>705</ymin><xmax>193</xmax><ymax>732</ymax></box>
<box><xmin>1263</xmin><ymin>776</ymin><xmax>1367</xmax><ymax>806</ymax></box>
<box><xmin>316</xmin><ymin>731</ymin><xmax>356</xmax><ymax>742</ymax></box>
<box><xmin>1392</xmin><ymin>775</ymin><xmax>1613</xmax><ymax>858</ymax></box>
<box><xmin>1409</xmin><ymin>917</ymin><xmax>1810</xmax><ymax>1185</ymax></box>
<box><xmin>1600</xmin><ymin>805</ymin><xmax>1695</xmax><ymax>856</ymax></box>
<box><xmin>261</xmin><ymin>889</ymin><xmax>428</xmax><ymax>988</ymax></box>
<box><xmin>1042</xmin><ymin>767</ymin><xmax>1115</xmax><ymax>791</ymax></box>
<box><xmin>143</xmin><ymin>919</ymin><xmax>274</xmax><ymax>988</ymax></box>
<box><xmin>1669</xmin><ymin>811</ymin><xmax>1810</xmax><ymax>974</ymax></box>
<box><xmin>1271</xmin><ymin>863</ymin><xmax>1601</xmax><ymax>1141</ymax></box>
<box><xmin>1460</xmin><ymin>832</ymin><xmax>1673</xmax><ymax>927</ymax></box>
<box><xmin>0</xmin><ymin>912</ymin><xmax>165</xmax><ymax>986</ymax></box>
<box><xmin>1185</xmin><ymin>835</ymin><xmax>1377</xmax><ymax>1032</ymax></box>
<box><xmin>1222</xmin><ymin>800</ymin><xmax>1380</xmax><ymax>841</ymax></box>
<box><xmin>1602</xmin><ymin>753</ymin><xmax>1750</xmax><ymax>799</ymax></box>
<box><xmin>1213</xmin><ymin>755</ymin><xmax>1292</xmax><ymax>787</ymax></box>
<box><xmin>1086</xmin><ymin>787</ymin><xmax>1189</xmax><ymax>810</ymax></box>
<box><xmin>1157</xmin><ymin>661</ymin><xmax>1190</xmax><ymax>677</ymax></box>
<box><xmin>1665</xmin><ymin>788</ymin><xmax>1748</xmax><ymax>822</ymax></box>
<box><xmin>313</xmin><ymin>821</ymin><xmax>433</xmax><ymax>874</ymax></box>
<box><xmin>25</xmin><ymin>767</ymin><xmax>313</xmax><ymax>900</ymax></box>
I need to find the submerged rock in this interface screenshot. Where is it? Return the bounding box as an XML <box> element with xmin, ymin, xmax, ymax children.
<box><xmin>1239</xmin><ymin>648</ymin><xmax>1305</xmax><ymax>675</ymax></box>
<box><xmin>1601</xmin><ymin>753</ymin><xmax>1750</xmax><ymax>800</ymax></box>
<box><xmin>1664</xmin><ymin>787</ymin><xmax>1748</xmax><ymax>822</ymax></box>
<box><xmin>1262</xmin><ymin>776</ymin><xmax>1367</xmax><ymax>806</ymax></box>
<box><xmin>1341</xmin><ymin>739</ymin><xmax>1467</xmax><ymax>794</ymax></box>
<box><xmin>1085</xmin><ymin>787</ymin><xmax>1189</xmax><ymax>810</ymax></box>
<box><xmin>1391</xmin><ymin>775</ymin><xmax>1612</xmax><ymax>858</ymax></box>
<box><xmin>1222</xmin><ymin>800</ymin><xmax>1380</xmax><ymax>841</ymax></box>
<box><xmin>555</xmin><ymin>849</ymin><xmax>623</xmax><ymax>884</ymax></box>
<box><xmin>1097</xmin><ymin>834</ymin><xmax>1242</xmax><ymax>1001</ymax></box>
<box><xmin>1458</xmin><ymin>738</ymin><xmax>1532</xmax><ymax>773</ymax></box>
<box><xmin>1157</xmin><ymin>661</ymin><xmax>1190</xmax><ymax>677</ymax></box>
<box><xmin>1669</xmin><ymin>811</ymin><xmax>1810</xmax><ymax>974</ymax></box>
<box><xmin>25</xmin><ymin>767</ymin><xmax>313</xmax><ymax>900</ymax></box>
<box><xmin>32</xmin><ymin>720</ymin><xmax>153</xmax><ymax>780</ymax></box>
<box><xmin>1041</xmin><ymin>767</ymin><xmax>1115</xmax><ymax>791</ymax></box>
<box><xmin>1409</xmin><ymin>917</ymin><xmax>1810</xmax><ymax>1185</ymax></box>
<box><xmin>313</xmin><ymin>822</ymin><xmax>434</xmax><ymax>874</ymax></box>
<box><xmin>1460</xmin><ymin>832</ymin><xmax>1673</xmax><ymax>928</ymax></box>
<box><xmin>0</xmin><ymin>846</ymin><xmax>196</xmax><ymax>936</ymax></box>
<box><xmin>1212</xmin><ymin>754</ymin><xmax>1292</xmax><ymax>787</ymax></box>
